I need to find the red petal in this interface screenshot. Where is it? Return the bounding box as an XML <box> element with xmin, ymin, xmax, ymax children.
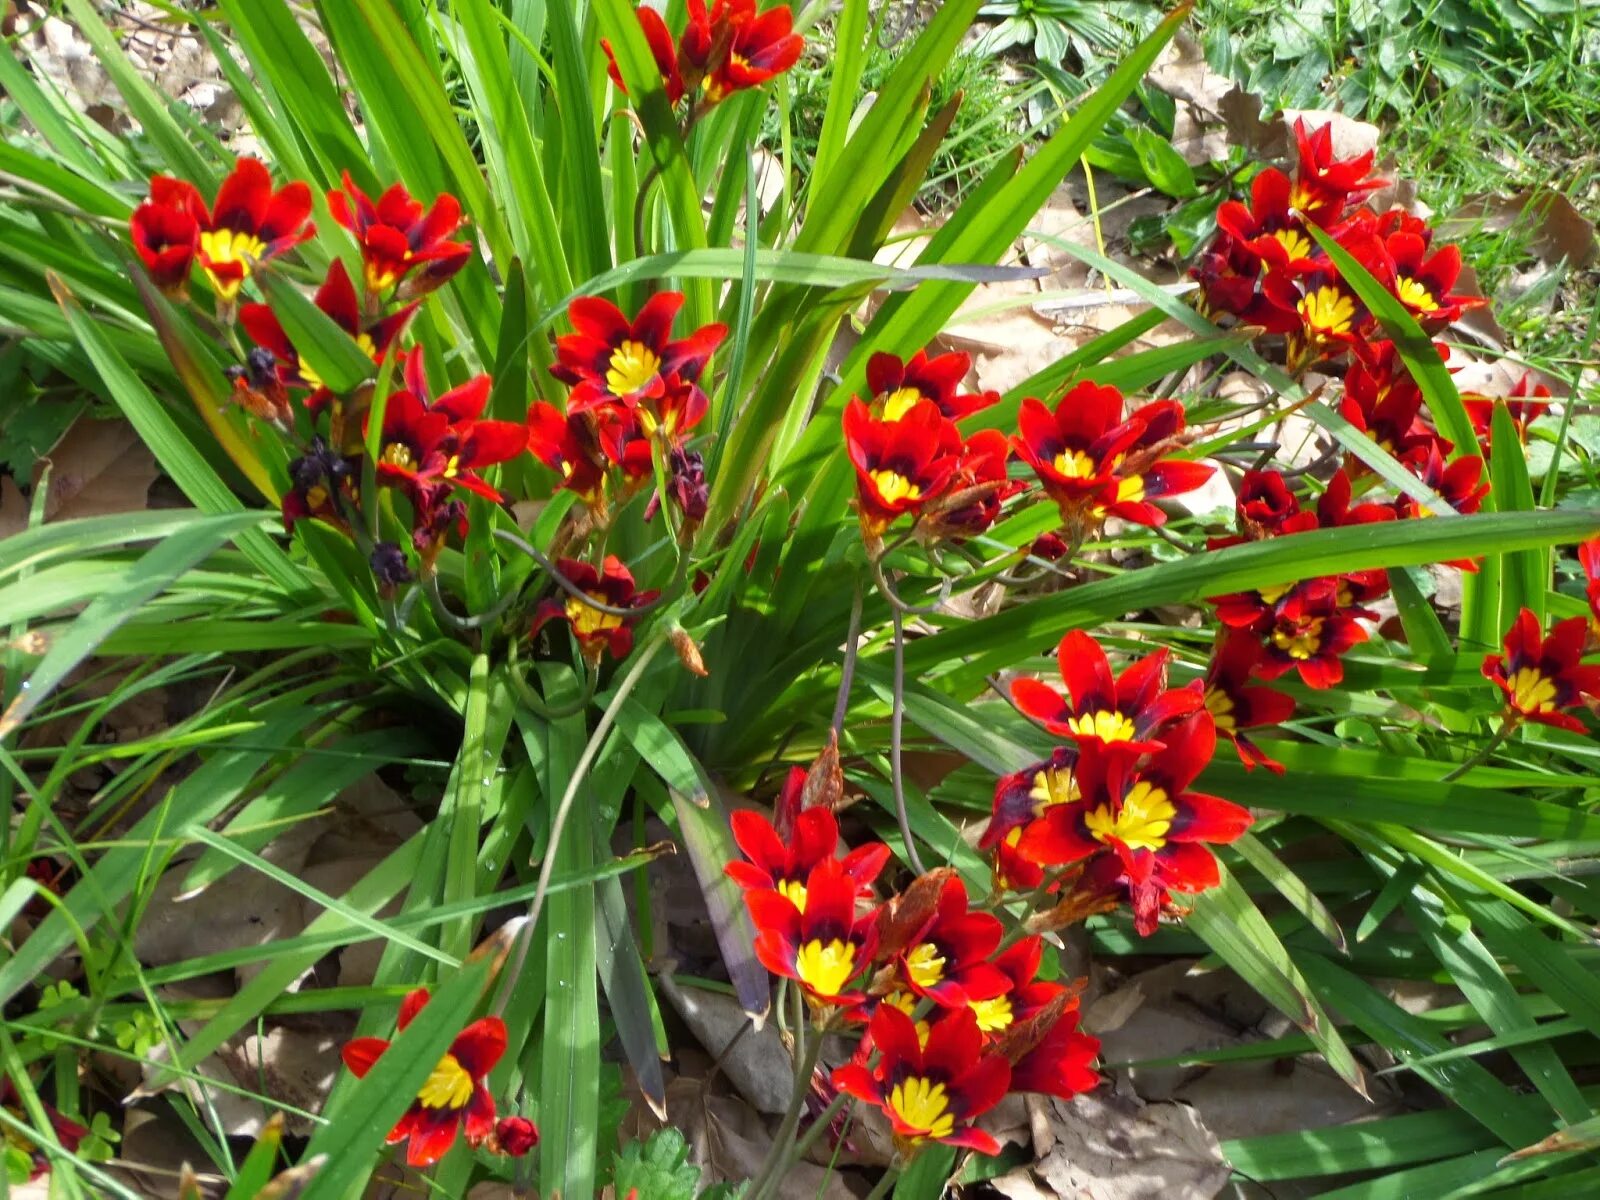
<box><xmin>451</xmin><ymin>1016</ymin><xmax>508</xmax><ymax>1078</ymax></box>
<box><xmin>404</xmin><ymin>1109</ymin><xmax>462</xmax><ymax>1167</ymax></box>
<box><xmin>340</xmin><ymin>1037</ymin><xmax>390</xmax><ymax>1077</ymax></box>
<box><xmin>398</xmin><ymin>988</ymin><xmax>431</xmax><ymax>1030</ymax></box>
<box><xmin>1057</xmin><ymin>630</ymin><xmax>1113</xmax><ymax>713</ymax></box>
<box><xmin>1010</xmin><ymin>678</ymin><xmax>1069</xmax><ymax>728</ymax></box>
<box><xmin>729</xmin><ymin>809</ymin><xmax>786</xmax><ymax>879</ymax></box>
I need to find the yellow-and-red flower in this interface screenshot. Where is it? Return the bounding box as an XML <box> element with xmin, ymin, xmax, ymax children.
<box><xmin>369</xmin><ymin>370</ymin><xmax>526</xmax><ymax>502</ymax></box>
<box><xmin>130</xmin><ymin>176</ymin><xmax>202</xmax><ymax>296</ymax></box>
<box><xmin>1012</xmin><ymin>383</ymin><xmax>1213</xmax><ymax>537</ymax></box>
<box><xmin>525</xmin><ymin>401</ymin><xmax>611</xmax><ymax>510</ymax></box>
<box><xmin>917</xmin><ymin>430</ymin><xmax>1020</xmax><ymax>542</ymax></box>
<box><xmin>327</xmin><ymin>173</ymin><xmax>472</xmax><ymax>299</ymax></box>
<box><xmin>602</xmin><ymin>6</ymin><xmax>685</xmax><ymax>105</ymax></box>
<box><xmin>967</xmin><ymin>935</ymin><xmax>1064</xmax><ymax>1037</ymax></box>
<box><xmin>553</xmin><ymin>293</ymin><xmax>727</xmax><ymax>413</ymax></box>
<box><xmin>1482</xmin><ymin>609</ymin><xmax>1600</xmax><ymax>733</ymax></box>
<box><xmin>531</xmin><ymin>556</ymin><xmax>659</xmax><ymax>663</ymax></box>
<box><xmin>725</xmin><ymin>806</ymin><xmax>890</xmax><ymax>911</ymax></box>
<box><xmin>979</xmin><ymin>747</ymin><xmax>1078</xmax><ymax>892</ymax></box>
<box><xmin>842</xmin><ymin>396</ymin><xmax>962</xmax><ymax>542</ymax></box>
<box><xmin>1380</xmin><ymin>228</ymin><xmax>1482</xmax><ymax>327</ymax></box>
<box><xmin>832</xmin><ymin>1005</ymin><xmax>1009</xmax><ymax>1156</ymax></box>
<box><xmin>750</xmin><ymin>857</ymin><xmax>879</xmax><ymax>1009</ymax></box>
<box><xmin>340</xmin><ymin>988</ymin><xmax>507</xmax><ymax>1167</ymax></box>
<box><xmin>138</xmin><ymin>158</ymin><xmax>314</xmax><ymax>303</ymax></box>
<box><xmin>867</xmin><ymin>349</ymin><xmax>998</xmax><ymax>422</ymax></box>
<box><xmin>1340</xmin><ymin>341</ymin><xmax>1448</xmax><ymax>466</ymax></box>
<box><xmin>890</xmin><ymin>875</ymin><xmax>1008</xmax><ymax>1009</ymax></box>
<box><xmin>1287</xmin><ymin>116</ymin><xmax>1385</xmax><ymax>225</ymax></box>
<box><xmin>1010</xmin><ymin>630</ymin><xmax>1203</xmax><ymax>755</ymax></box>
<box><xmin>1216</xmin><ymin>168</ymin><xmax>1315</xmax><ymax>270</ymax></box>
<box><xmin>1254</xmin><ymin>582</ymin><xmax>1370</xmax><ymax>689</ymax></box>
<box><xmin>1202</xmin><ymin>631</ymin><xmax>1295</xmax><ymax>774</ymax></box>
<box><xmin>1464</xmin><ymin>373</ymin><xmax>1554</xmax><ymax>444</ymax></box>
<box><xmin>682</xmin><ymin>0</ymin><xmax>804</xmax><ymax>105</ymax></box>
<box><xmin>240</xmin><ymin>260</ymin><xmax>417</xmax><ymax>412</ymax></box>
<box><xmin>1016</xmin><ymin>716</ymin><xmax>1253</xmax><ymax>936</ymax></box>
<box><xmin>1392</xmin><ymin>445</ymin><xmax>1488</xmax><ymax>522</ymax></box>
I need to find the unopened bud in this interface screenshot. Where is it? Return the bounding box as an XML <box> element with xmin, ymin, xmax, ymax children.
<box><xmin>670</xmin><ymin>626</ymin><xmax>708</xmax><ymax>677</ymax></box>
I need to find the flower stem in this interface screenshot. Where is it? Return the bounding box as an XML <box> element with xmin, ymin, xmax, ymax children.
<box><xmin>748</xmin><ymin>991</ymin><xmax>829</xmax><ymax>1200</ymax></box>
<box><xmin>1440</xmin><ymin>714</ymin><xmax>1519</xmax><ymax>783</ymax></box>
<box><xmin>830</xmin><ymin>580</ymin><xmax>864</xmax><ymax>743</ymax></box>
<box><xmin>890</xmin><ymin>607</ymin><xmax>928</xmax><ymax>876</ymax></box>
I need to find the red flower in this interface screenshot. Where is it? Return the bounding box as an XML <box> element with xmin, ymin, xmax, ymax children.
<box><xmin>1012</xmin><ymin>384</ymin><xmax>1213</xmax><ymax>537</ymax></box>
<box><xmin>969</xmin><ymin>935</ymin><xmax>1067</xmax><ymax>1037</ymax></box>
<box><xmin>1017</xmin><ymin>719</ymin><xmax>1253</xmax><ymax>935</ymax></box>
<box><xmin>1236</xmin><ymin>469</ymin><xmax>1302</xmax><ymax>538</ymax></box>
<box><xmin>552</xmin><ymin>293</ymin><xmax>727</xmax><ymax>413</ymax></box>
<box><xmin>1203</xmin><ymin>632</ymin><xmax>1295</xmax><ymax>774</ymax></box>
<box><xmin>1482</xmin><ymin>609</ymin><xmax>1600</xmax><ymax>733</ymax></box>
<box><xmin>525</xmin><ymin>402</ymin><xmax>611</xmax><ymax>509</ymax></box>
<box><xmin>892</xmin><ymin>875</ymin><xmax>1008</xmax><ymax>1009</ymax></box>
<box><xmin>1263</xmin><ymin>258</ymin><xmax>1374</xmax><ymax>372</ymax></box>
<box><xmin>725</xmin><ymin>806</ymin><xmax>890</xmax><ymax>911</ymax></box>
<box><xmin>1216</xmin><ymin>168</ymin><xmax>1316</xmax><ymax>270</ymax></box>
<box><xmin>1340</xmin><ymin>343</ymin><xmax>1446</xmax><ymax>466</ymax></box>
<box><xmin>979</xmin><ymin>748</ymin><xmax>1079</xmax><ymax>892</ymax></box>
<box><xmin>494</xmin><ymin>1115</ymin><xmax>539</xmax><ymax>1157</ymax></box>
<box><xmin>684</xmin><ymin>0</ymin><xmax>804</xmax><ymax>105</ymax></box>
<box><xmin>1381</xmin><ymin>230</ymin><xmax>1482</xmax><ymax>327</ymax></box>
<box><xmin>1463</xmin><ymin>373</ymin><xmax>1554</xmax><ymax>444</ymax></box>
<box><xmin>1253</xmin><ymin>583</ymin><xmax>1369</xmax><ymax>689</ymax></box>
<box><xmin>240</xmin><ymin>260</ymin><xmax>416</xmax><ymax>412</ymax></box>
<box><xmin>842</xmin><ymin>396</ymin><xmax>962</xmax><ymax>542</ymax></box>
<box><xmin>369</xmin><ymin>372</ymin><xmax>526</xmax><ymax>502</ymax></box>
<box><xmin>328</xmin><ymin>173</ymin><xmax>472</xmax><ymax>298</ymax></box>
<box><xmin>1010</xmin><ymin>630</ymin><xmax>1203</xmax><ymax>755</ymax></box>
<box><xmin>340</xmin><ymin>989</ymin><xmax>507</xmax><ymax>1167</ymax></box>
<box><xmin>1393</xmin><ymin>445</ymin><xmax>1488</xmax><ymax>522</ymax></box>
<box><xmin>832</xmin><ymin>1005</ymin><xmax>1009</xmax><ymax>1155</ymax></box>
<box><xmin>918</xmin><ymin>430</ymin><xmax>1020</xmax><ymax>541</ymax></box>
<box><xmin>867</xmin><ymin>349</ymin><xmax>997</xmax><ymax>422</ymax></box>
<box><xmin>1580</xmin><ymin>537</ymin><xmax>1600</xmax><ymax>635</ymax></box>
<box><xmin>1287</xmin><ymin>117</ymin><xmax>1385</xmax><ymax>225</ymax></box>
<box><xmin>531</xmin><ymin>556</ymin><xmax>658</xmax><ymax>663</ymax></box>
<box><xmin>129</xmin><ymin>176</ymin><xmax>201</xmax><ymax>296</ymax></box>
<box><xmin>1005</xmin><ymin>997</ymin><xmax>1101</xmax><ymax>1100</ymax></box>
<box><xmin>146</xmin><ymin>158</ymin><xmax>314</xmax><ymax>304</ymax></box>
<box><xmin>602</xmin><ymin>5</ymin><xmax>685</xmax><ymax>105</ymax></box>
<box><xmin>750</xmin><ymin>858</ymin><xmax>879</xmax><ymax>1009</ymax></box>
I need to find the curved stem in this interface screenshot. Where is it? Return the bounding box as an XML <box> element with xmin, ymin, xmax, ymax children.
<box><xmin>783</xmin><ymin>1092</ymin><xmax>848</xmax><ymax>1173</ymax></box>
<box><xmin>869</xmin><ymin>554</ymin><xmax>952</xmax><ymax>617</ymax></box>
<box><xmin>425</xmin><ymin>572</ymin><xmax>519</xmax><ymax>631</ymax></box>
<box><xmin>633</xmin><ymin>161</ymin><xmax>664</xmax><ymax>256</ymax></box>
<box><xmin>748</xmin><ymin>989</ymin><xmax>829</xmax><ymax>1200</ymax></box>
<box><xmin>830</xmin><ymin>581</ymin><xmax>864</xmax><ymax>743</ymax></box>
<box><xmin>890</xmin><ymin>608</ymin><xmax>928</xmax><ymax>876</ymax></box>
<box><xmin>1441</xmin><ymin>715</ymin><xmax>1519</xmax><ymax>783</ymax></box>
<box><xmin>506</xmin><ymin>639</ymin><xmax>596</xmax><ymax>719</ymax></box>
<box><xmin>494</xmin><ymin>529</ymin><xmax>683</xmax><ymax>617</ymax></box>
<box><xmin>493</xmin><ymin>637</ymin><xmax>665</xmax><ymax>1017</ymax></box>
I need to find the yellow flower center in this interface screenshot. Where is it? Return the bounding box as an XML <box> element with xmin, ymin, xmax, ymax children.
<box><xmin>1298</xmin><ymin>286</ymin><xmax>1356</xmax><ymax>335</ymax></box>
<box><xmin>1273</xmin><ymin>228</ymin><xmax>1312</xmax><ymax>261</ymax></box>
<box><xmin>381</xmin><ymin>442</ymin><xmax>415</xmax><ymax>470</ymax></box>
<box><xmin>1395</xmin><ymin>276</ymin><xmax>1438</xmax><ymax>312</ymax></box>
<box><xmin>1029</xmin><ymin>766</ymin><xmax>1078</xmax><ymax>814</ymax></box>
<box><xmin>904</xmin><ymin>941</ymin><xmax>947</xmax><ymax>989</ymax></box>
<box><xmin>869</xmin><ymin>470</ymin><xmax>921</xmax><ymax>505</ymax></box>
<box><xmin>1272</xmin><ymin>618</ymin><xmax>1325</xmax><ymax>660</ymax></box>
<box><xmin>300</xmin><ymin>333</ymin><xmax>376</xmax><ymax>392</ymax></box>
<box><xmin>889</xmin><ymin>1076</ymin><xmax>955</xmax><ymax>1141</ymax></box>
<box><xmin>1258</xmin><ymin>581</ymin><xmax>1293</xmax><ymax>605</ymax></box>
<box><xmin>795</xmin><ymin>938</ymin><xmax>856</xmax><ymax>998</ymax></box>
<box><xmin>777</xmin><ymin>878</ymin><xmax>808</xmax><ymax>912</ymax></box>
<box><xmin>1084</xmin><ymin>781</ymin><xmax>1176</xmax><ymax>852</ymax></box>
<box><xmin>1052</xmin><ymin>449</ymin><xmax>1098</xmax><ymax>479</ymax></box>
<box><xmin>442</xmin><ymin>453</ymin><xmax>463</xmax><ymax>479</ymax></box>
<box><xmin>200</xmin><ymin>227</ymin><xmax>267</xmax><ymax>269</ymax></box>
<box><xmin>304</xmin><ymin>484</ymin><xmax>329</xmax><ymax>512</ymax></box>
<box><xmin>1508</xmin><ymin>667</ymin><xmax>1559</xmax><ymax>714</ymax></box>
<box><xmin>606</xmin><ymin>339</ymin><xmax>662</xmax><ymax>397</ymax></box>
<box><xmin>1203</xmin><ymin>686</ymin><xmax>1236</xmax><ymax>731</ymax></box>
<box><xmin>1066</xmin><ymin>709</ymin><xmax>1136</xmax><ymax>742</ymax></box>
<box><xmin>1115</xmin><ymin>474</ymin><xmax>1146</xmax><ymax>504</ymax></box>
<box><xmin>416</xmin><ymin>1052</ymin><xmax>474</xmax><ymax>1110</ymax></box>
<box><xmin>970</xmin><ymin>992</ymin><xmax>1014</xmax><ymax>1033</ymax></box>
<box><xmin>881</xmin><ymin>387</ymin><xmax>924</xmax><ymax>422</ymax></box>
<box><xmin>565</xmin><ymin>594</ymin><xmax>624</xmax><ymax>638</ymax></box>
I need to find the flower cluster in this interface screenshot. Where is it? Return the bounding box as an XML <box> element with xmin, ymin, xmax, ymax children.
<box><xmin>983</xmin><ymin>632</ymin><xmax>1254</xmax><ymax>935</ymax></box>
<box><xmin>842</xmin><ymin>360</ymin><xmax>1211</xmax><ymax>555</ymax></box>
<box><xmin>603</xmin><ymin>0</ymin><xmax>803</xmax><ymax>111</ymax></box>
<box><xmin>340</xmin><ymin>989</ymin><xmax>536</xmax><ymax>1167</ymax></box>
<box><xmin>727</xmin><ymin>804</ymin><xmax>1099</xmax><ymax>1158</ymax></box>
<box><xmin>1483</xmin><ymin>608</ymin><xmax>1600</xmax><ymax>734</ymax></box>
